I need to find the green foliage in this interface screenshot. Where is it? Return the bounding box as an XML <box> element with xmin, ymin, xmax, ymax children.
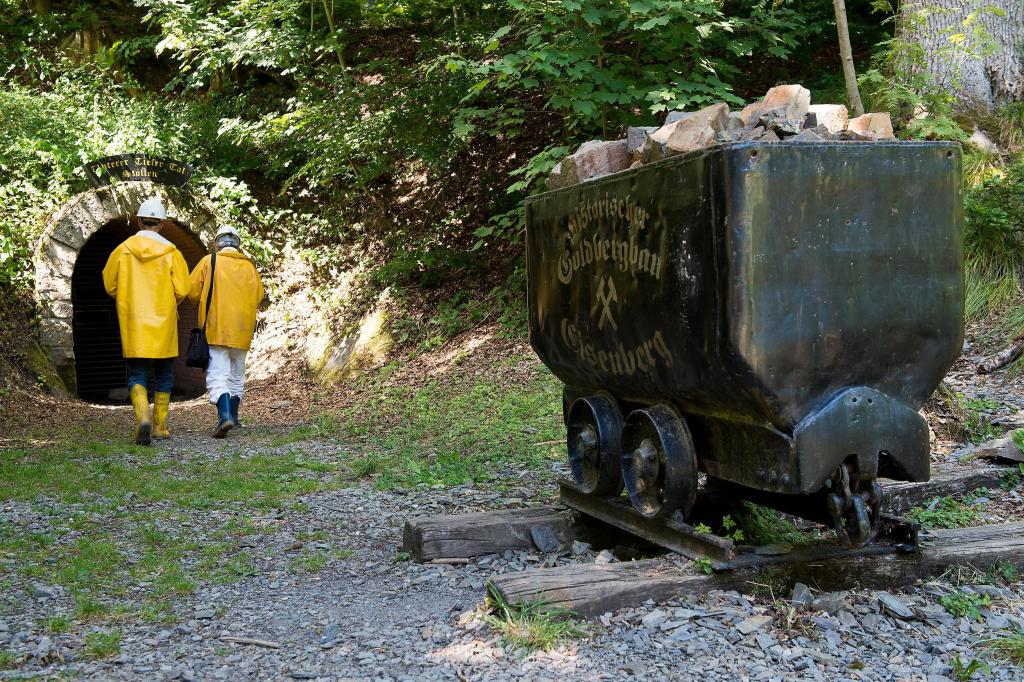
<box><xmin>999</xmin><ymin>463</ymin><xmax>1024</xmax><ymax>491</ymax></box>
<box><xmin>47</xmin><ymin>615</ymin><xmax>72</xmax><ymax>634</ymax></box>
<box><xmin>986</xmin><ymin>632</ymin><xmax>1024</xmax><ymax>665</ymax></box>
<box><xmin>940</xmin><ymin>590</ymin><xmax>992</xmax><ymax>621</ymax></box>
<box><xmin>987</xmin><ymin>560</ymin><xmax>1018</xmax><ymax>584</ymax></box>
<box><xmin>0</xmin><ymin>55</ymin><xmax>274</xmax><ymax>288</ymax></box>
<box><xmin>731</xmin><ymin>502</ymin><xmax>814</xmax><ymax>546</ymax></box>
<box><xmin>965</xmin><ymin>160</ymin><xmax>1024</xmax><ymax>266</ymax></box>
<box><xmin>84</xmin><ymin>629</ymin><xmax>122</xmax><ymax>659</ymax></box>
<box><xmin>951</xmin><ymin>655</ymin><xmax>991</xmax><ymax>681</ymax></box>
<box><xmin>0</xmin><ymin>650</ymin><xmax>15</xmax><ymax>668</ymax></box>
<box><xmin>907</xmin><ymin>494</ymin><xmax>983</xmax><ymax>529</ymax></box>
<box><xmin>484</xmin><ymin>591</ymin><xmax>589</xmax><ymax>652</ymax></box>
<box><xmin>693</xmin><ymin>557</ymin><xmax>714</xmax><ymax>575</ymax></box>
<box><xmin>458</xmin><ymin>0</ymin><xmax>801</xmax><ymax>135</ymax></box>
<box><xmin>860</xmin><ymin>1</ymin><xmax>1001</xmax><ymax>139</ymax></box>
<box><xmin>960</xmin><ymin>394</ymin><xmax>1000</xmax><ymax>443</ymax></box>
<box><xmin>451</xmin><ymin>0</ymin><xmax>803</xmax><ymax>244</ymax></box>
<box><xmin>719</xmin><ymin>515</ymin><xmax>744</xmax><ymax>543</ymax></box>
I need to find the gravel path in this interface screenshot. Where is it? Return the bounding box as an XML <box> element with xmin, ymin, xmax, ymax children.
<box><xmin>2</xmin><ymin>429</ymin><xmax>1022</xmax><ymax>681</ymax></box>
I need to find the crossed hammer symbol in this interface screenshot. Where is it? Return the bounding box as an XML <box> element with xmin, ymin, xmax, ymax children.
<box><xmin>594</xmin><ymin>276</ymin><xmax>619</xmax><ymax>331</ymax></box>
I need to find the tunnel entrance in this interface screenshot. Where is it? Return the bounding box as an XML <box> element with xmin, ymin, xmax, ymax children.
<box><xmin>35</xmin><ymin>181</ymin><xmax>219</xmax><ymax>397</ymax></box>
<box><xmin>70</xmin><ymin>218</ymin><xmax>208</xmax><ymax>401</ymax></box>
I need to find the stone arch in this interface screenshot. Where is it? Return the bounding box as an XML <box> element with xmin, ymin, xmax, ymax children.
<box><xmin>34</xmin><ymin>181</ymin><xmax>220</xmax><ymax>396</ymax></box>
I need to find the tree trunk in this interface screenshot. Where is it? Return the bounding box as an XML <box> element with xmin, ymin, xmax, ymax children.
<box><xmin>833</xmin><ymin>0</ymin><xmax>865</xmax><ymax>116</ymax></box>
<box><xmin>320</xmin><ymin>0</ymin><xmax>347</xmax><ymax>69</ymax></box>
<box><xmin>899</xmin><ymin>0</ymin><xmax>1024</xmax><ymax>112</ymax></box>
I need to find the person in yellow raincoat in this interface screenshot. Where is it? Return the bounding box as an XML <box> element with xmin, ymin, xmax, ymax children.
<box><xmin>102</xmin><ymin>197</ymin><xmax>190</xmax><ymax>445</ymax></box>
<box><xmin>188</xmin><ymin>225</ymin><xmax>265</xmax><ymax>438</ymax></box>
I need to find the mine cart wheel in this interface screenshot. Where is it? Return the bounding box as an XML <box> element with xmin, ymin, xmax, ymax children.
<box><xmin>566</xmin><ymin>395</ymin><xmax>625</xmax><ymax>496</ymax></box>
<box><xmin>621</xmin><ymin>405</ymin><xmax>698</xmax><ymax>519</ymax></box>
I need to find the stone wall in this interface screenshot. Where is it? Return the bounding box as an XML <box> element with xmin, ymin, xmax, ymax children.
<box><xmin>34</xmin><ymin>181</ymin><xmax>219</xmax><ymax>393</ymax></box>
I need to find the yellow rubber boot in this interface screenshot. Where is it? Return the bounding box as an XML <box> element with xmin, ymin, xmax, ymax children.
<box><xmin>153</xmin><ymin>392</ymin><xmax>171</xmax><ymax>440</ymax></box>
<box><xmin>130</xmin><ymin>384</ymin><xmax>152</xmax><ymax>446</ymax></box>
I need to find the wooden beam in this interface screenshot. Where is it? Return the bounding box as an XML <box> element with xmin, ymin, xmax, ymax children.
<box><xmin>882</xmin><ymin>466</ymin><xmax>1009</xmax><ymax>514</ymax></box>
<box><xmin>488</xmin><ymin>522</ymin><xmax>1024</xmax><ymax>618</ymax></box>
<box><xmin>402</xmin><ymin>507</ymin><xmax>575</xmax><ymax>562</ymax></box>
<box><xmin>400</xmin><ymin>463</ymin><xmax>1011</xmax><ymax>562</ymax></box>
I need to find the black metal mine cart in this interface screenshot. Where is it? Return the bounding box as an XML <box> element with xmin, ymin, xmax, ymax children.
<box><xmin>526</xmin><ymin>141</ymin><xmax>964</xmax><ymax>547</ymax></box>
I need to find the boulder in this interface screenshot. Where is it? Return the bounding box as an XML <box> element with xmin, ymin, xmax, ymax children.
<box><xmin>639</xmin><ymin>120</ymin><xmax>685</xmax><ymax>163</ymax></box>
<box><xmin>664</xmin><ymin>103</ymin><xmax>731</xmax><ymax>154</ymax></box>
<box><xmin>833</xmin><ymin>128</ymin><xmax>877</xmax><ymax>142</ymax></box>
<box><xmin>546</xmin><ymin>140</ymin><xmax>632</xmax><ymax>190</ymax></box>
<box><xmin>758</xmin><ymin>106</ymin><xmax>804</xmax><ymax>136</ymax></box>
<box><xmin>740</xmin><ymin>125</ymin><xmax>766</xmax><ymax>142</ymax></box>
<box><xmin>790</xmin><ymin>126</ymin><xmax>831</xmax><ymax>143</ymax></box>
<box><xmin>848</xmin><ymin>112</ymin><xmax>895</xmax><ymax>140</ymax></box>
<box><xmin>664</xmin><ymin>111</ymin><xmax>694</xmax><ymax>125</ymax></box>
<box><xmin>805</xmin><ymin>104</ymin><xmax>849</xmax><ymax>133</ymax></box>
<box><xmin>715</xmin><ymin>113</ymin><xmax>746</xmax><ymax>143</ymax></box>
<box><xmin>740</xmin><ymin>84</ymin><xmax>811</xmax><ymax>127</ymax></box>
<box><xmin>763</xmin><ymin>84</ymin><xmax>811</xmax><ymax>119</ymax></box>
<box><xmin>967</xmin><ymin>126</ymin><xmax>1003</xmax><ymax>155</ymax></box>
<box><xmin>739</xmin><ymin>100</ymin><xmax>765</xmax><ymax>127</ymax></box>
<box><xmin>627</xmin><ymin>127</ymin><xmax>658</xmax><ymax>155</ymax></box>
<box><xmin>641</xmin><ymin>103</ymin><xmax>730</xmax><ymax>162</ymax></box>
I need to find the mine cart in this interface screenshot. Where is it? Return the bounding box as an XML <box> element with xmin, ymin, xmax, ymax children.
<box><xmin>526</xmin><ymin>141</ymin><xmax>964</xmax><ymax>547</ymax></box>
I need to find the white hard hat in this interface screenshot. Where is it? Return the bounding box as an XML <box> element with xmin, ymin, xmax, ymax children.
<box><xmin>137</xmin><ymin>197</ymin><xmax>167</xmax><ymax>220</ymax></box>
<box><xmin>215</xmin><ymin>225</ymin><xmax>241</xmax><ymax>241</ymax></box>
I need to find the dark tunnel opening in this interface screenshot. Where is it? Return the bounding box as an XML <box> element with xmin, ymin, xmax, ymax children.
<box><xmin>71</xmin><ymin>217</ymin><xmax>208</xmax><ymax>401</ymax></box>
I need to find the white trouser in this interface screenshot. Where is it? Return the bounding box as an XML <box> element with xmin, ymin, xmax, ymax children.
<box><xmin>207</xmin><ymin>346</ymin><xmax>248</xmax><ymax>403</ymax></box>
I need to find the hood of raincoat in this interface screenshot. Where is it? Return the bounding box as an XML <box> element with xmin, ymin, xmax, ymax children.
<box><xmin>124</xmin><ymin>233</ymin><xmax>177</xmax><ymax>262</ymax></box>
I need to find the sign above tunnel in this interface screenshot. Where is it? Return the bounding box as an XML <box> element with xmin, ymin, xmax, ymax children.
<box><xmin>83</xmin><ymin>154</ymin><xmax>193</xmax><ymax>189</ymax></box>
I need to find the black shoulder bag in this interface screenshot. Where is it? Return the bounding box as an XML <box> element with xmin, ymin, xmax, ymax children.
<box><xmin>186</xmin><ymin>252</ymin><xmax>216</xmax><ymax>369</ymax></box>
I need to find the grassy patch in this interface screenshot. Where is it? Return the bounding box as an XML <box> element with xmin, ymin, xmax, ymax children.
<box><xmin>484</xmin><ymin>592</ymin><xmax>589</xmax><ymax>653</ymax></box>
<box><xmin>74</xmin><ymin>594</ymin><xmax>109</xmax><ymax>621</ymax></box>
<box><xmin>939</xmin><ymin>590</ymin><xmax>991</xmax><ymax>621</ymax></box>
<box><xmin>84</xmin><ymin>629</ymin><xmax>122</xmax><ymax>659</ymax></box>
<box><xmin>267</xmin><ymin>413</ymin><xmax>343</xmax><ymax>447</ymax></box>
<box><xmin>212</xmin><ymin>552</ymin><xmax>261</xmax><ymax>583</ymax></box>
<box><xmin>329</xmin><ymin>357</ymin><xmax>564</xmax><ymax>489</ymax></box>
<box><xmin>46</xmin><ymin>615</ymin><xmax>72</xmax><ymax>633</ymax></box>
<box><xmin>295</xmin><ymin>530</ymin><xmax>330</xmax><ymax>542</ymax></box>
<box><xmin>0</xmin><ymin>445</ymin><xmax>336</xmax><ymax>509</ymax></box>
<box><xmin>986</xmin><ymin>632</ymin><xmax>1024</xmax><ymax>665</ymax></box>
<box><xmin>288</xmin><ymin>551</ymin><xmax>329</xmax><ymax>573</ymax></box>
<box><xmin>0</xmin><ymin>650</ymin><xmax>15</xmax><ymax>668</ymax></box>
<box><xmin>0</xmin><ymin>434</ymin><xmax>342</xmax><ymax>629</ymax></box>
<box><xmin>907</xmin><ymin>494</ymin><xmax>983</xmax><ymax>529</ymax></box>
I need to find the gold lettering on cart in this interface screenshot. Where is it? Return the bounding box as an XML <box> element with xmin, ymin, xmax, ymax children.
<box><xmin>567</xmin><ymin>197</ymin><xmax>649</xmax><ymax>237</ymax></box>
<box><xmin>557</xmin><ymin>194</ymin><xmax>661</xmax><ymax>286</ymax></box>
<box><xmin>557</xmin><ymin>234</ymin><xmax>663</xmax><ymax>285</ymax></box>
<box><xmin>561</xmin><ymin>319</ymin><xmax>673</xmax><ymax>376</ymax></box>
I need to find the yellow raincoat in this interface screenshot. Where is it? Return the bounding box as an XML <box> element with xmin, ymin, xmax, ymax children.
<box><xmin>188</xmin><ymin>249</ymin><xmax>264</xmax><ymax>350</ymax></box>
<box><xmin>102</xmin><ymin>233</ymin><xmax>191</xmax><ymax>358</ymax></box>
